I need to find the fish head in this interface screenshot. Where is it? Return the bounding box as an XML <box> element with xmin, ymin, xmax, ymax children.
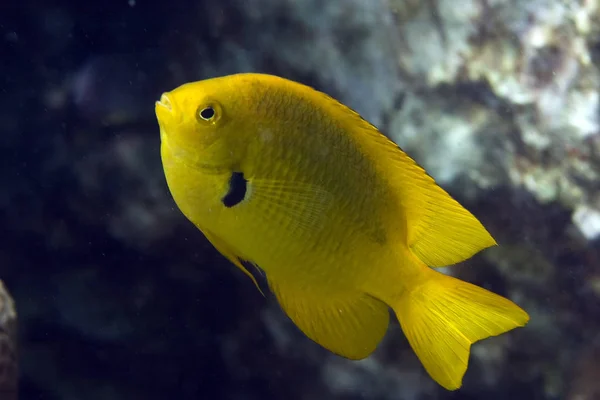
<box><xmin>155</xmin><ymin>76</ymin><xmax>255</xmax><ymax>173</ymax></box>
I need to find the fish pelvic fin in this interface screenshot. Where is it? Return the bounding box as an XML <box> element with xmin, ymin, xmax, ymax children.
<box><xmin>202</xmin><ymin>228</ymin><xmax>265</xmax><ymax>297</ymax></box>
<box><xmin>391</xmin><ymin>255</ymin><xmax>529</xmax><ymax>390</ymax></box>
<box><xmin>268</xmin><ymin>276</ymin><xmax>390</xmax><ymax>360</ymax></box>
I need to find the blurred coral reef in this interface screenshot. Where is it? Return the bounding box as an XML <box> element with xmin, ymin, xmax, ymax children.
<box><xmin>1</xmin><ymin>0</ymin><xmax>599</xmax><ymax>399</ymax></box>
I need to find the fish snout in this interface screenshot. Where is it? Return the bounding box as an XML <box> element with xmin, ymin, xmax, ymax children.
<box><xmin>155</xmin><ymin>93</ymin><xmax>174</xmax><ymax>123</ymax></box>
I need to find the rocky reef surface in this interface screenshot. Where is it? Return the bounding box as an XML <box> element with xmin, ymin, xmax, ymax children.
<box><xmin>1</xmin><ymin>0</ymin><xmax>599</xmax><ymax>399</ymax></box>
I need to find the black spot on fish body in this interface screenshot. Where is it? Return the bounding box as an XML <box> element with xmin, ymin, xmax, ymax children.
<box><xmin>222</xmin><ymin>172</ymin><xmax>247</xmax><ymax>207</ymax></box>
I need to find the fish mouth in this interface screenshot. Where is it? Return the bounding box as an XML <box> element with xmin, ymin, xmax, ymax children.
<box><xmin>155</xmin><ymin>92</ymin><xmax>174</xmax><ymax>122</ymax></box>
<box><xmin>156</xmin><ymin>93</ymin><xmax>172</xmax><ymax>111</ymax></box>
<box><xmin>155</xmin><ymin>93</ymin><xmax>175</xmax><ymax>143</ymax></box>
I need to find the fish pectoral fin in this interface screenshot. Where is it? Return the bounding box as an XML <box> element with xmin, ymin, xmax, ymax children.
<box><xmin>268</xmin><ymin>277</ymin><xmax>390</xmax><ymax>360</ymax></box>
<box><xmin>202</xmin><ymin>229</ymin><xmax>265</xmax><ymax>296</ymax></box>
<box><xmin>248</xmin><ymin>178</ymin><xmax>334</xmax><ymax>236</ymax></box>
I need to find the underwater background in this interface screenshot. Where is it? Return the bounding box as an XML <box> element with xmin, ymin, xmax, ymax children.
<box><xmin>1</xmin><ymin>0</ymin><xmax>600</xmax><ymax>399</ymax></box>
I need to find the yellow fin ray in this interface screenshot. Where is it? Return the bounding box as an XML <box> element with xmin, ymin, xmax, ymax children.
<box><xmin>392</xmin><ymin>264</ymin><xmax>529</xmax><ymax>390</ymax></box>
<box><xmin>359</xmin><ymin>134</ymin><xmax>496</xmax><ymax>266</ymax></box>
<box><xmin>361</xmin><ymin>136</ymin><xmax>496</xmax><ymax>266</ymax></box>
<box><xmin>248</xmin><ymin>178</ymin><xmax>334</xmax><ymax>236</ymax></box>
<box><xmin>308</xmin><ymin>87</ymin><xmax>496</xmax><ymax>266</ymax></box>
<box><xmin>202</xmin><ymin>228</ymin><xmax>265</xmax><ymax>296</ymax></box>
<box><xmin>268</xmin><ymin>277</ymin><xmax>390</xmax><ymax>360</ymax></box>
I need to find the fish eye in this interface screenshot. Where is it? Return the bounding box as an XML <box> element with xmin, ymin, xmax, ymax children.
<box><xmin>198</xmin><ymin>106</ymin><xmax>216</xmax><ymax>122</ymax></box>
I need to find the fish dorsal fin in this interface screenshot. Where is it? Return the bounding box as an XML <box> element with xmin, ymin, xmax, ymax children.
<box><xmin>301</xmin><ymin>85</ymin><xmax>496</xmax><ymax>267</ymax></box>
<box><xmin>202</xmin><ymin>228</ymin><xmax>265</xmax><ymax>296</ymax></box>
<box><xmin>364</xmin><ymin>135</ymin><xmax>497</xmax><ymax>267</ymax></box>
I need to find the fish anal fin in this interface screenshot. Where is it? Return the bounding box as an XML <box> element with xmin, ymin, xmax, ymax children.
<box><xmin>202</xmin><ymin>229</ymin><xmax>265</xmax><ymax>296</ymax></box>
<box><xmin>268</xmin><ymin>277</ymin><xmax>390</xmax><ymax>360</ymax></box>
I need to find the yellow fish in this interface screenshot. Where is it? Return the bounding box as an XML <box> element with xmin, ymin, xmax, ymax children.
<box><xmin>155</xmin><ymin>73</ymin><xmax>529</xmax><ymax>390</ymax></box>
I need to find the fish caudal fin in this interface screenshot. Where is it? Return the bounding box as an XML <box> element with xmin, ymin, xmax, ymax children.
<box><xmin>392</xmin><ymin>260</ymin><xmax>529</xmax><ymax>390</ymax></box>
<box><xmin>269</xmin><ymin>277</ymin><xmax>390</xmax><ymax>360</ymax></box>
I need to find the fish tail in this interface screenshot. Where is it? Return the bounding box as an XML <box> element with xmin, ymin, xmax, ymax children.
<box><xmin>391</xmin><ymin>255</ymin><xmax>529</xmax><ymax>391</ymax></box>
